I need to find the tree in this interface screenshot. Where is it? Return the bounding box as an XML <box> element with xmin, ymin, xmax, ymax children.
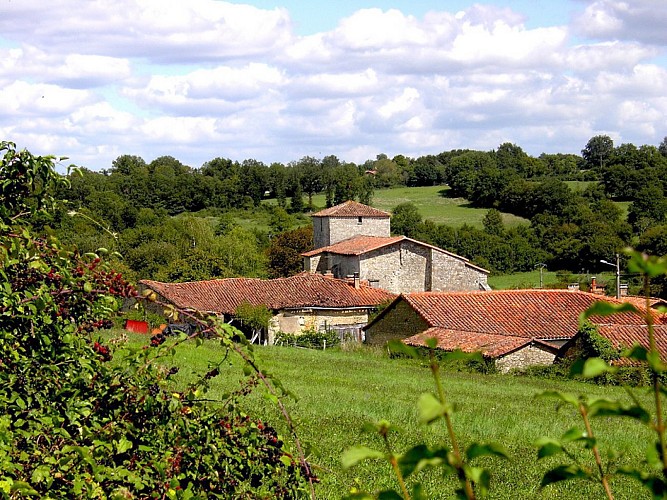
<box><xmin>582</xmin><ymin>135</ymin><xmax>614</xmax><ymax>170</ymax></box>
<box><xmin>628</xmin><ymin>184</ymin><xmax>667</xmax><ymax>233</ymax></box>
<box><xmin>391</xmin><ymin>202</ymin><xmax>422</xmax><ymax>238</ymax></box>
<box><xmin>290</xmin><ymin>179</ymin><xmax>304</xmax><ymax>213</ymax></box>
<box><xmin>659</xmin><ymin>136</ymin><xmax>667</xmax><ymax>158</ymax></box>
<box><xmin>267</xmin><ymin>226</ymin><xmax>313</xmax><ymax>278</ymax></box>
<box><xmin>483</xmin><ymin>209</ymin><xmax>505</xmax><ymax>237</ymax></box>
<box><xmin>0</xmin><ymin>141</ymin><xmax>312</xmax><ymax>496</ymax></box>
<box><xmin>296</xmin><ymin>156</ymin><xmax>322</xmax><ymax>209</ymax></box>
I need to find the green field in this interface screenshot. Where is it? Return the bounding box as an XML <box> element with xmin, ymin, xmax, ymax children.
<box><xmin>113</xmin><ymin>333</ymin><xmax>651</xmax><ymax>499</ymax></box>
<box><xmin>309</xmin><ymin>185</ymin><xmax>528</xmax><ymax>228</ymax></box>
<box><xmin>487</xmin><ymin>270</ymin><xmax>617</xmax><ymax>290</ymax></box>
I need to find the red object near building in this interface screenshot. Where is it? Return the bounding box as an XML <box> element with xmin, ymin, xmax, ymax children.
<box><xmin>124</xmin><ymin>319</ymin><xmax>149</xmax><ymax>334</ymax></box>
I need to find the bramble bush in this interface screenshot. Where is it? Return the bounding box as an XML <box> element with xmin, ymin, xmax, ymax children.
<box><xmin>0</xmin><ymin>142</ymin><xmax>314</xmax><ymax>498</ymax></box>
<box><xmin>275</xmin><ymin>328</ymin><xmax>341</xmax><ymax>349</ymax></box>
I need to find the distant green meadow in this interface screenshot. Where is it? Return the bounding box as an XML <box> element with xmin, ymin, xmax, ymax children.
<box><xmin>111</xmin><ymin>333</ymin><xmax>650</xmax><ymax>499</ymax></box>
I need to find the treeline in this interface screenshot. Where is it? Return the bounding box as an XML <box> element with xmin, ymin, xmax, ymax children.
<box><xmin>43</xmin><ymin>135</ymin><xmax>667</xmax><ymax>289</ymax></box>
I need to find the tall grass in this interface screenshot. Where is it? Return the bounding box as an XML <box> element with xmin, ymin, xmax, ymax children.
<box><xmin>110</xmin><ymin>333</ymin><xmax>650</xmax><ymax>499</ymax></box>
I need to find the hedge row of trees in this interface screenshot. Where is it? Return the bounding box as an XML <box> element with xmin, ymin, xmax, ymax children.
<box><xmin>42</xmin><ymin>135</ymin><xmax>667</xmax><ymax>287</ymax></box>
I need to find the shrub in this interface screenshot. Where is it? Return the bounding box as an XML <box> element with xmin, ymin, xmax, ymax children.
<box><xmin>0</xmin><ymin>142</ymin><xmax>313</xmax><ymax>498</ymax></box>
<box><xmin>275</xmin><ymin>328</ymin><xmax>340</xmax><ymax>349</ymax></box>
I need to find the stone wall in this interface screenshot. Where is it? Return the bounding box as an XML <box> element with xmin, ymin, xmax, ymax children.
<box><xmin>431</xmin><ymin>249</ymin><xmax>488</xmax><ymax>291</ymax></box>
<box><xmin>360</xmin><ymin>241</ymin><xmax>430</xmax><ymax>294</ymax></box>
<box><xmin>365</xmin><ymin>300</ymin><xmax>429</xmax><ymax>346</ymax></box>
<box><xmin>495</xmin><ymin>345</ymin><xmax>556</xmax><ymax>373</ymax></box>
<box><xmin>269</xmin><ymin>309</ymin><xmax>370</xmax><ymax>344</ymax></box>
<box><xmin>314</xmin><ymin>216</ymin><xmax>390</xmax><ymax>248</ymax></box>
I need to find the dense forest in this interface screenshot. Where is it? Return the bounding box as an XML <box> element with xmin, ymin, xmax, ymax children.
<box><xmin>43</xmin><ymin>135</ymin><xmax>667</xmax><ymax>295</ymax></box>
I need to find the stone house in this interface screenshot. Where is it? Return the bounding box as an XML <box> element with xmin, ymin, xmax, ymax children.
<box><xmin>139</xmin><ymin>272</ymin><xmax>394</xmax><ymax>344</ymax></box>
<box><xmin>363</xmin><ymin>289</ymin><xmax>657</xmax><ymax>372</ymax></box>
<box><xmin>302</xmin><ymin>200</ymin><xmax>489</xmax><ymax>294</ymax></box>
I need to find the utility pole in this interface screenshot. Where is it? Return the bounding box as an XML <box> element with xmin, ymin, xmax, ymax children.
<box><xmin>536</xmin><ymin>263</ymin><xmax>546</xmax><ymax>289</ymax></box>
<box><xmin>600</xmin><ymin>254</ymin><xmax>621</xmax><ymax>299</ymax></box>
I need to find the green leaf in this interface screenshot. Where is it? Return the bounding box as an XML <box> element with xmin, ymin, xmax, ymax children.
<box><xmin>377</xmin><ymin>491</ymin><xmax>403</xmax><ymax>500</ymax></box>
<box><xmin>587</xmin><ymin>399</ymin><xmax>650</xmax><ymax>423</ymax></box>
<box><xmin>647</xmin><ymin>350</ymin><xmax>667</xmax><ymax>372</ymax></box>
<box><xmin>387</xmin><ymin>340</ymin><xmax>420</xmax><ymax>359</ymax></box>
<box><xmin>538</xmin><ymin>390</ymin><xmax>579</xmax><ymax>408</ymax></box>
<box><xmin>579</xmin><ymin>301</ymin><xmax>636</xmax><ymax>323</ymax></box>
<box><xmin>465</xmin><ymin>465</ymin><xmax>491</xmax><ymax>495</ymax></box>
<box><xmin>466</xmin><ymin>442</ymin><xmax>510</xmax><ymax>461</ymax></box>
<box><xmin>341</xmin><ymin>446</ymin><xmax>385</xmax><ymax>469</ymax></box>
<box><xmin>561</xmin><ymin>427</ymin><xmax>587</xmax><ymax>443</ymax></box>
<box><xmin>624</xmin><ymin>345</ymin><xmax>648</xmax><ymax>362</ymax></box>
<box><xmin>83</xmin><ymin>282</ymin><xmax>92</xmax><ymax>293</ymax></box>
<box><xmin>424</xmin><ymin>337</ymin><xmax>438</xmax><ymax>349</ymax></box>
<box><xmin>398</xmin><ymin>445</ymin><xmax>448</xmax><ymax>478</ymax></box>
<box><xmin>540</xmin><ymin>464</ymin><xmax>590</xmax><ymax>488</ymax></box>
<box><xmin>569</xmin><ymin>357</ymin><xmax>616</xmax><ymax>378</ymax></box>
<box><xmin>115</xmin><ymin>437</ymin><xmax>133</xmax><ymax>454</ymax></box>
<box><xmin>418</xmin><ymin>393</ymin><xmax>446</xmax><ymax>424</ymax></box>
<box><xmin>535</xmin><ymin>438</ymin><xmax>565</xmax><ymax>459</ymax></box>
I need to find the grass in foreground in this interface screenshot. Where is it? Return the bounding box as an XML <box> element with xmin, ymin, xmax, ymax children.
<box><xmin>110</xmin><ymin>333</ymin><xmax>650</xmax><ymax>499</ymax></box>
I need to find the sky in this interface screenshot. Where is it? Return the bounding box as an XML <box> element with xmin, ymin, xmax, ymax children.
<box><xmin>1</xmin><ymin>0</ymin><xmax>666</xmax><ymax>171</ymax></box>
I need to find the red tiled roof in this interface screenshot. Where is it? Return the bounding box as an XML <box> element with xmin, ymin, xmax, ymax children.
<box><xmin>302</xmin><ymin>235</ymin><xmax>490</xmax><ymax>274</ymax></box>
<box><xmin>401</xmin><ymin>289</ymin><xmax>655</xmax><ymax>341</ymax></box>
<box><xmin>302</xmin><ymin>235</ymin><xmax>404</xmax><ymax>257</ymax></box>
<box><xmin>596</xmin><ymin>324</ymin><xmax>667</xmax><ymax>365</ymax></box>
<box><xmin>404</xmin><ymin>327</ymin><xmax>546</xmax><ymax>358</ymax></box>
<box><xmin>140</xmin><ymin>272</ymin><xmax>395</xmax><ymax>315</ymax></box>
<box><xmin>311</xmin><ymin>200</ymin><xmax>390</xmax><ymax>218</ymax></box>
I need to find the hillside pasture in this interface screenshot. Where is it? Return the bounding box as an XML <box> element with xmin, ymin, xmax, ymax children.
<box><xmin>309</xmin><ymin>185</ymin><xmax>529</xmax><ymax>228</ymax></box>
<box><xmin>112</xmin><ymin>333</ymin><xmax>651</xmax><ymax>499</ymax></box>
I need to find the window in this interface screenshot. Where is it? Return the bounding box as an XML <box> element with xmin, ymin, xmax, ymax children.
<box><xmin>357</xmin><ymin>216</ymin><xmax>362</xmax><ymax>224</ymax></box>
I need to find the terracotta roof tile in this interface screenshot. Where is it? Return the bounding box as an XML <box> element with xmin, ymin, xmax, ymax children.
<box><xmin>404</xmin><ymin>327</ymin><xmax>538</xmax><ymax>358</ymax></box>
<box><xmin>140</xmin><ymin>272</ymin><xmax>395</xmax><ymax>315</ymax></box>
<box><xmin>311</xmin><ymin>200</ymin><xmax>390</xmax><ymax>218</ymax></box>
<box><xmin>402</xmin><ymin>289</ymin><xmax>655</xmax><ymax>341</ymax></box>
<box><xmin>302</xmin><ymin>236</ymin><xmax>490</xmax><ymax>274</ymax></box>
<box><xmin>302</xmin><ymin>235</ymin><xmax>404</xmax><ymax>256</ymax></box>
<box><xmin>596</xmin><ymin>324</ymin><xmax>667</xmax><ymax>365</ymax></box>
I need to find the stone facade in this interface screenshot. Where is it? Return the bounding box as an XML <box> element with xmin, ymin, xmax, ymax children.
<box><xmin>269</xmin><ymin>309</ymin><xmax>370</xmax><ymax>344</ymax></box>
<box><xmin>305</xmin><ymin>240</ymin><xmax>488</xmax><ymax>295</ymax></box>
<box><xmin>364</xmin><ymin>300</ymin><xmax>429</xmax><ymax>346</ymax></box>
<box><xmin>431</xmin><ymin>249</ymin><xmax>488</xmax><ymax>291</ymax></box>
<box><xmin>495</xmin><ymin>345</ymin><xmax>557</xmax><ymax>373</ymax></box>
<box><xmin>314</xmin><ymin>215</ymin><xmax>390</xmax><ymax>248</ymax></box>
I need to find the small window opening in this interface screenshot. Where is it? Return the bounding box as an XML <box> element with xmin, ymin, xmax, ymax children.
<box><xmin>357</xmin><ymin>216</ymin><xmax>363</xmax><ymax>224</ymax></box>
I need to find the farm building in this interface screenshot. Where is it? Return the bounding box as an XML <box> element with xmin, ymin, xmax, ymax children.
<box><xmin>139</xmin><ymin>272</ymin><xmax>394</xmax><ymax>344</ymax></box>
<box><xmin>363</xmin><ymin>289</ymin><xmax>662</xmax><ymax>372</ymax></box>
<box><xmin>302</xmin><ymin>200</ymin><xmax>490</xmax><ymax>294</ymax></box>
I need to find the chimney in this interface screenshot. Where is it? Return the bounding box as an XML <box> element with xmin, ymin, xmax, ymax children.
<box><xmin>591</xmin><ymin>276</ymin><xmax>597</xmax><ymax>290</ymax></box>
<box><xmin>353</xmin><ymin>272</ymin><xmax>360</xmax><ymax>289</ymax></box>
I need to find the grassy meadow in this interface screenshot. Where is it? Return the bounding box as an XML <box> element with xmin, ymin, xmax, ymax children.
<box><xmin>309</xmin><ymin>185</ymin><xmax>528</xmax><ymax>229</ymax></box>
<box><xmin>111</xmin><ymin>332</ymin><xmax>651</xmax><ymax>499</ymax></box>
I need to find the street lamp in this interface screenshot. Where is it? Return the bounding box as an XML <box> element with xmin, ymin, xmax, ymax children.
<box><xmin>600</xmin><ymin>253</ymin><xmax>620</xmax><ymax>299</ymax></box>
<box><xmin>535</xmin><ymin>263</ymin><xmax>546</xmax><ymax>288</ymax></box>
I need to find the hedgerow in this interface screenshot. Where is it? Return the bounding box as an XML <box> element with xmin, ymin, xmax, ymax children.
<box><xmin>0</xmin><ymin>142</ymin><xmax>314</xmax><ymax>498</ymax></box>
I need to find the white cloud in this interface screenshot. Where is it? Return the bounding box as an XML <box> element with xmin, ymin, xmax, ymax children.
<box><xmin>0</xmin><ymin>0</ymin><xmax>666</xmax><ymax>169</ymax></box>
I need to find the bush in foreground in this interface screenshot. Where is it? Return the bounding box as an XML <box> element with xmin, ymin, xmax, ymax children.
<box><xmin>0</xmin><ymin>142</ymin><xmax>311</xmax><ymax>498</ymax></box>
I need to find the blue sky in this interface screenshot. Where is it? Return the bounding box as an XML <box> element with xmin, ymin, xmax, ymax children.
<box><xmin>0</xmin><ymin>0</ymin><xmax>666</xmax><ymax>171</ymax></box>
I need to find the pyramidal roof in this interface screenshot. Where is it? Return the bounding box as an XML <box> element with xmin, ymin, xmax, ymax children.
<box><xmin>311</xmin><ymin>200</ymin><xmax>390</xmax><ymax>218</ymax></box>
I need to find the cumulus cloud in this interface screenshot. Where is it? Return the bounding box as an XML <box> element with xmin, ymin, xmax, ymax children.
<box><xmin>0</xmin><ymin>0</ymin><xmax>665</xmax><ymax>169</ymax></box>
<box><xmin>574</xmin><ymin>0</ymin><xmax>667</xmax><ymax>46</ymax></box>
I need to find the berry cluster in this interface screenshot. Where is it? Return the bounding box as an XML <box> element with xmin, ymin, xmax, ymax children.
<box><xmin>92</xmin><ymin>341</ymin><xmax>112</xmax><ymax>362</ymax></box>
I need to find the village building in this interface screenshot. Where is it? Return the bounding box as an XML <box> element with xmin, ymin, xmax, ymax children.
<box><xmin>139</xmin><ymin>272</ymin><xmax>394</xmax><ymax>344</ymax></box>
<box><xmin>302</xmin><ymin>200</ymin><xmax>490</xmax><ymax>294</ymax></box>
<box><xmin>363</xmin><ymin>289</ymin><xmax>661</xmax><ymax>372</ymax></box>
